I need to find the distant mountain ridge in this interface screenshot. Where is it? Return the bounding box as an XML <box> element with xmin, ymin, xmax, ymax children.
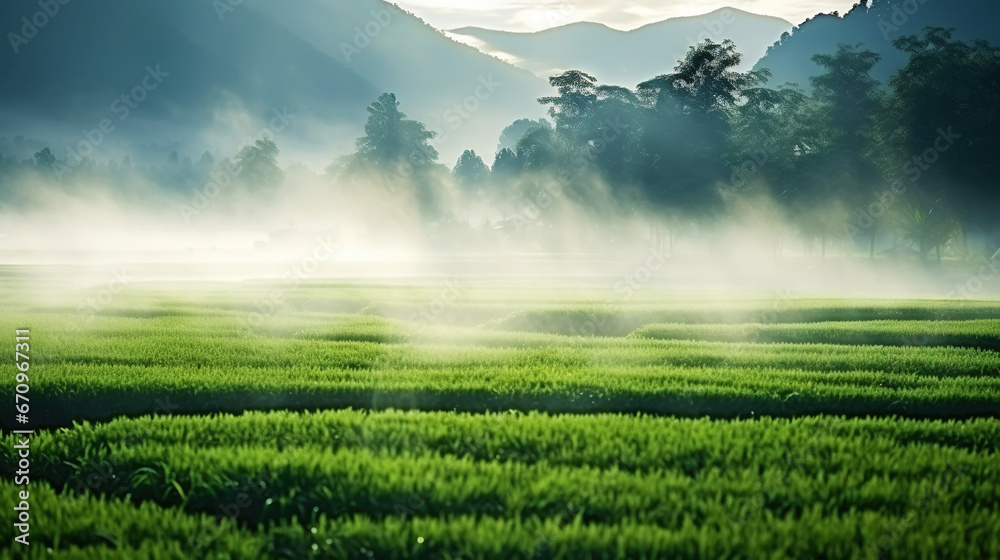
<box><xmin>0</xmin><ymin>0</ymin><xmax>381</xmax><ymax>164</ymax></box>
<box><xmin>241</xmin><ymin>0</ymin><xmax>549</xmax><ymax>161</ymax></box>
<box><xmin>754</xmin><ymin>0</ymin><xmax>1000</xmax><ymax>88</ymax></box>
<box><xmin>10</xmin><ymin>0</ymin><xmax>995</xmax><ymax>170</ymax></box>
<box><xmin>446</xmin><ymin>8</ymin><xmax>793</xmax><ymax>87</ymax></box>
<box><xmin>0</xmin><ymin>0</ymin><xmax>548</xmax><ymax>166</ymax></box>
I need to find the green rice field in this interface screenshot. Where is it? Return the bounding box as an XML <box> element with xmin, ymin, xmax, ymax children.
<box><xmin>2</xmin><ymin>277</ymin><xmax>999</xmax><ymax>558</ymax></box>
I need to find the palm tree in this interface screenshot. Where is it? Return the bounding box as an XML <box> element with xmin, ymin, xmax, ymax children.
<box><xmin>886</xmin><ymin>196</ymin><xmax>958</xmax><ymax>261</ymax></box>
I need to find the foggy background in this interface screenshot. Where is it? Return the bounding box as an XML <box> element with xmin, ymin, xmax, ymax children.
<box><xmin>1</xmin><ymin>0</ymin><xmax>998</xmax><ymax>298</ymax></box>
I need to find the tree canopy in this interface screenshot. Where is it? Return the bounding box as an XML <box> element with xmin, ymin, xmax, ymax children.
<box><xmin>353</xmin><ymin>93</ymin><xmax>438</xmax><ymax>169</ymax></box>
<box><xmin>234</xmin><ymin>137</ymin><xmax>284</xmax><ymax>189</ymax></box>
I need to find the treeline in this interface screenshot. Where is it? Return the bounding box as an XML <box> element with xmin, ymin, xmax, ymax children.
<box><xmin>3</xmin><ymin>27</ymin><xmax>998</xmax><ymax>259</ymax></box>
<box><xmin>333</xmin><ymin>27</ymin><xmax>1000</xmax><ymax>259</ymax></box>
<box><xmin>0</xmin><ymin>138</ymin><xmax>285</xmax><ymax>209</ymax></box>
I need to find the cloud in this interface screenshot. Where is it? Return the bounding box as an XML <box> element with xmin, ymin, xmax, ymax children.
<box><xmin>396</xmin><ymin>0</ymin><xmax>857</xmax><ymax>32</ymax></box>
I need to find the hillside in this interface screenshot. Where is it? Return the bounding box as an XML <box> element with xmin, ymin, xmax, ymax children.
<box><xmin>754</xmin><ymin>0</ymin><xmax>1000</xmax><ymax>88</ymax></box>
<box><xmin>240</xmin><ymin>0</ymin><xmax>551</xmax><ymax>162</ymax></box>
<box><xmin>0</xmin><ymin>0</ymin><xmax>380</xmax><ymax>163</ymax></box>
<box><xmin>0</xmin><ymin>0</ymin><xmax>549</xmax><ymax>166</ymax></box>
<box><xmin>447</xmin><ymin>8</ymin><xmax>792</xmax><ymax>87</ymax></box>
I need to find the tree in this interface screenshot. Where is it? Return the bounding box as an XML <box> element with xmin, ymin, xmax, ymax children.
<box><xmin>538</xmin><ymin>70</ymin><xmax>598</xmax><ymax>147</ymax></box>
<box><xmin>34</xmin><ymin>147</ymin><xmax>55</xmax><ymax>170</ymax></box>
<box><xmin>492</xmin><ymin>148</ymin><xmax>520</xmax><ymax>180</ymax></box>
<box><xmin>811</xmin><ymin>44</ymin><xmax>882</xmax><ymax>148</ymax></box>
<box><xmin>728</xmin><ymin>85</ymin><xmax>821</xmax><ymax>196</ymax></box>
<box><xmin>341</xmin><ymin>93</ymin><xmax>447</xmax><ymax>222</ymax></box>
<box><xmin>881</xmin><ymin>28</ymin><xmax>1000</xmax><ymax>244</ymax></box>
<box><xmin>800</xmin><ymin>43</ymin><xmax>883</xmax><ymax>256</ymax></box>
<box><xmin>887</xmin><ymin>195</ymin><xmax>959</xmax><ymax>261</ymax></box>
<box><xmin>353</xmin><ymin>92</ymin><xmax>438</xmax><ymax>169</ymax></box>
<box><xmin>234</xmin><ymin>137</ymin><xmax>283</xmax><ymax>189</ymax></box>
<box><xmin>635</xmin><ymin>39</ymin><xmax>769</xmax><ymax>218</ymax></box>
<box><xmin>586</xmin><ymin>85</ymin><xmax>643</xmax><ymax>194</ymax></box>
<box><xmin>537</xmin><ymin>72</ymin><xmax>643</xmax><ymax>210</ymax></box>
<box><xmin>514</xmin><ymin>125</ymin><xmax>561</xmax><ymax>172</ymax></box>
<box><xmin>661</xmin><ymin>39</ymin><xmax>767</xmax><ymax>116</ymax></box>
<box><xmin>453</xmin><ymin>150</ymin><xmax>489</xmax><ymax>191</ymax></box>
<box><xmin>497</xmin><ymin>118</ymin><xmax>550</xmax><ymax>153</ymax></box>
<box><xmin>726</xmin><ymin>84</ymin><xmax>823</xmax><ymax>258</ymax></box>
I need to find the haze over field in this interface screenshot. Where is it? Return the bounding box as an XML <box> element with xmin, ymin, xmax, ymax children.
<box><xmin>1</xmin><ymin>0</ymin><xmax>999</xmax><ymax>290</ymax></box>
<box><xmin>4</xmin><ymin>2</ymin><xmax>1000</xmax><ymax>558</ymax></box>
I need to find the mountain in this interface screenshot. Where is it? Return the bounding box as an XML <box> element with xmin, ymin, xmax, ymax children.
<box><xmin>241</xmin><ymin>0</ymin><xmax>549</xmax><ymax>162</ymax></box>
<box><xmin>0</xmin><ymin>0</ymin><xmax>380</xmax><ymax>164</ymax></box>
<box><xmin>754</xmin><ymin>0</ymin><xmax>1000</xmax><ymax>88</ymax></box>
<box><xmin>0</xmin><ymin>0</ymin><xmax>548</xmax><ymax>167</ymax></box>
<box><xmin>445</xmin><ymin>8</ymin><xmax>792</xmax><ymax>87</ymax></box>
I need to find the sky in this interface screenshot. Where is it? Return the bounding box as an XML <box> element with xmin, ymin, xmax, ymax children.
<box><xmin>392</xmin><ymin>0</ymin><xmax>860</xmax><ymax>32</ymax></box>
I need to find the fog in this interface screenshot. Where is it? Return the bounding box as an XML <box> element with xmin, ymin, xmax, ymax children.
<box><xmin>3</xmin><ymin>152</ymin><xmax>998</xmax><ymax>303</ymax></box>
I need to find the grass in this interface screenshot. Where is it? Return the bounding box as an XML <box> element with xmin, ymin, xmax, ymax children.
<box><xmin>0</xmin><ymin>480</ymin><xmax>262</xmax><ymax>559</ymax></box>
<box><xmin>9</xmin><ymin>477</ymin><xmax>996</xmax><ymax>559</ymax></box>
<box><xmin>26</xmin><ymin>359</ymin><xmax>1000</xmax><ymax>424</ymax></box>
<box><xmin>2</xmin><ymin>280</ymin><xmax>1000</xmax><ymax>558</ymax></box>
<box><xmin>16</xmin><ymin>312</ymin><xmax>1000</xmax><ymax>424</ymax></box>
<box><xmin>4</xmin><ymin>411</ymin><xmax>1000</xmax><ymax>558</ymax></box>
<box><xmin>6</xmin><ymin>410</ymin><xmax>1000</xmax><ymax>558</ymax></box>
<box><xmin>631</xmin><ymin>319</ymin><xmax>1000</xmax><ymax>350</ymax></box>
